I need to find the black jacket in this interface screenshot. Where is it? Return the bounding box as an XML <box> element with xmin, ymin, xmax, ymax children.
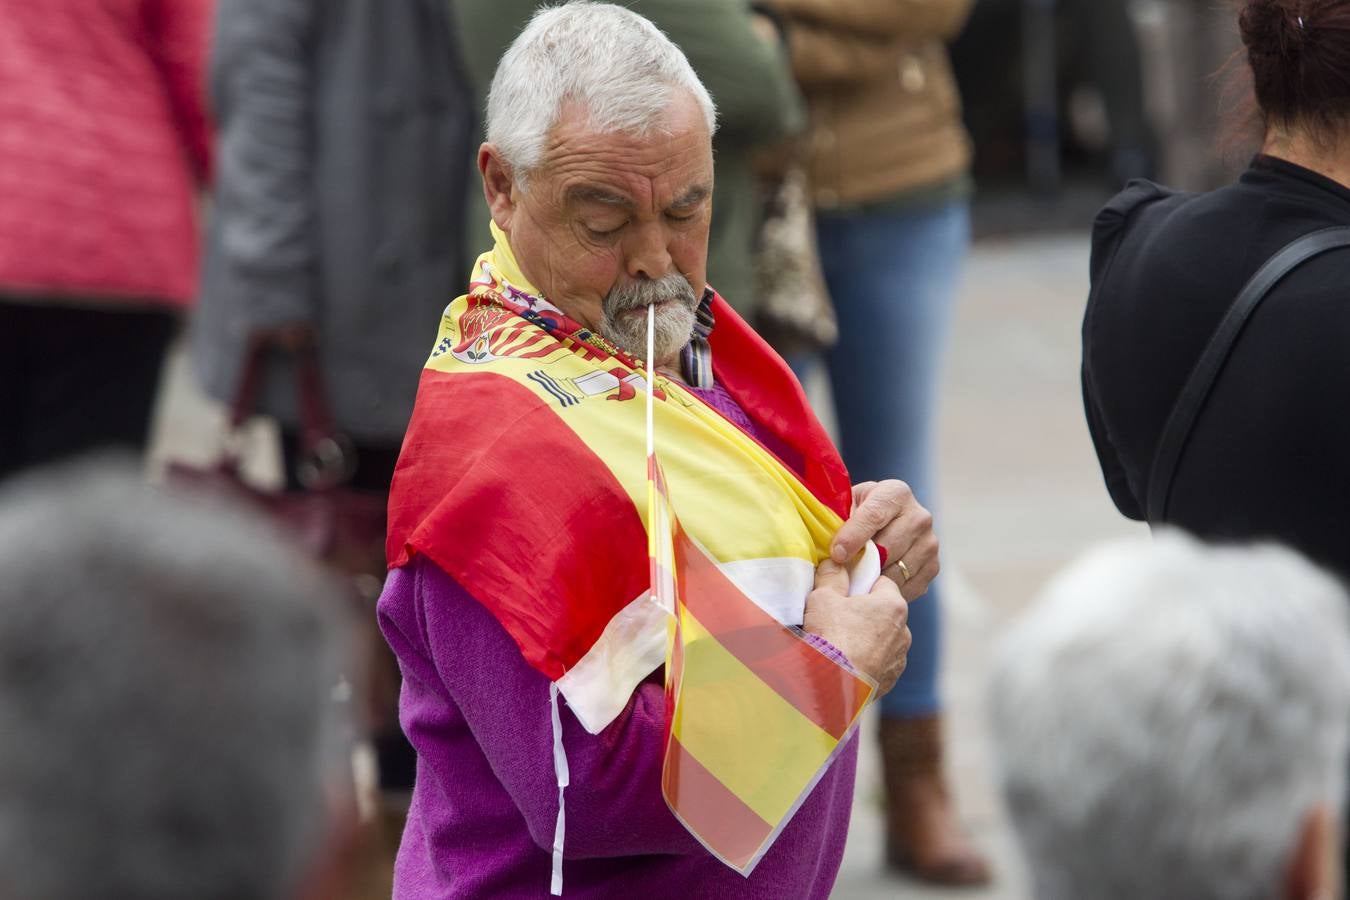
<box><xmin>1082</xmin><ymin>155</ymin><xmax>1350</xmax><ymax>580</ymax></box>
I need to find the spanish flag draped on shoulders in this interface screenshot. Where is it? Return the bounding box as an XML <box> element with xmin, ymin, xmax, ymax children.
<box><xmin>381</xmin><ymin>223</ymin><xmax>874</xmax><ymax>897</ymax></box>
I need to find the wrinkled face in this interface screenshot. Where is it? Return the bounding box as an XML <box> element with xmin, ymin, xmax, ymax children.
<box><xmin>480</xmin><ymin>91</ymin><xmax>713</xmax><ymax>366</ymax></box>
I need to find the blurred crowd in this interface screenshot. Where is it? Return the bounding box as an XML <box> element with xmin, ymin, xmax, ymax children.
<box><xmin>3</xmin><ymin>0</ymin><xmax>1350</xmax><ymax>898</ymax></box>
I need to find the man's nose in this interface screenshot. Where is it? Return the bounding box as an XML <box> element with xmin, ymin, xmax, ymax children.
<box><xmin>624</xmin><ymin>222</ymin><xmax>673</xmax><ymax>281</ymax></box>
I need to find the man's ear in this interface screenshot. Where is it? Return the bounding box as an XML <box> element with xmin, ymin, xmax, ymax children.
<box><xmin>1284</xmin><ymin>804</ymin><xmax>1341</xmax><ymax>900</ymax></box>
<box><xmin>479</xmin><ymin>143</ymin><xmax>518</xmax><ymax>233</ymax></box>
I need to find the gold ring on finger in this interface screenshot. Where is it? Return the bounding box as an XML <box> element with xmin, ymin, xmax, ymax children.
<box><xmin>894</xmin><ymin>559</ymin><xmax>911</xmax><ymax>582</ymax></box>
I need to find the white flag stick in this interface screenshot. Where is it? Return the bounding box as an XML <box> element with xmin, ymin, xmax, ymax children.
<box><xmin>645</xmin><ymin>304</ymin><xmax>655</xmax><ymax>457</ymax></box>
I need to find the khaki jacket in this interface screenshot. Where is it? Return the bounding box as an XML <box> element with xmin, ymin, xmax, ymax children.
<box><xmin>766</xmin><ymin>0</ymin><xmax>975</xmax><ymax>207</ymax></box>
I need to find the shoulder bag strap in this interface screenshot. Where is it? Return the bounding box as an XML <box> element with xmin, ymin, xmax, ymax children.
<box><xmin>1147</xmin><ymin>226</ymin><xmax>1350</xmax><ymax>524</ymax></box>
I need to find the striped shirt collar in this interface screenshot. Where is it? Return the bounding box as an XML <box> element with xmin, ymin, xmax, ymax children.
<box><xmin>679</xmin><ymin>288</ymin><xmax>716</xmax><ymax>389</ymax></box>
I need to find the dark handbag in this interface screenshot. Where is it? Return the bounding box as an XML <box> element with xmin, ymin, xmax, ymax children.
<box><xmin>167</xmin><ymin>341</ymin><xmax>389</xmax><ymax>580</ymax></box>
<box><xmin>1147</xmin><ymin>226</ymin><xmax>1350</xmax><ymax>523</ymax></box>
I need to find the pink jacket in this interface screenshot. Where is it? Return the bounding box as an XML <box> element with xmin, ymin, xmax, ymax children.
<box><xmin>0</xmin><ymin>0</ymin><xmax>213</xmax><ymax>308</ymax></box>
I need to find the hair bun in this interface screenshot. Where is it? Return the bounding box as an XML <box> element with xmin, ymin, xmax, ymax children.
<box><xmin>1241</xmin><ymin>0</ymin><xmax>1311</xmax><ymax>60</ymax></box>
<box><xmin>1282</xmin><ymin>6</ymin><xmax>1311</xmax><ymax>53</ymax></box>
<box><xmin>1237</xmin><ymin>0</ymin><xmax>1350</xmax><ymax>137</ymax></box>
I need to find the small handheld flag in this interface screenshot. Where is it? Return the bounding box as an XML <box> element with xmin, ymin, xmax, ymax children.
<box><xmin>645</xmin><ymin>306</ymin><xmax>876</xmax><ymax>875</ymax></box>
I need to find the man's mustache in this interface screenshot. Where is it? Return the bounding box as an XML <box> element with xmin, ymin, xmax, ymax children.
<box><xmin>605</xmin><ymin>274</ymin><xmax>697</xmax><ymax>313</ymax></box>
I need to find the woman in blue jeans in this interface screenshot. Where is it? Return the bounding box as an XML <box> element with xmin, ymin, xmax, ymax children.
<box><xmin>761</xmin><ymin>0</ymin><xmax>988</xmax><ymax>884</ymax></box>
<box><xmin>818</xmin><ymin>199</ymin><xmax>969</xmax><ymax>724</ymax></box>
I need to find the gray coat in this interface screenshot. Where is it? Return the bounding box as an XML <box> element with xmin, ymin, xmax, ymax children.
<box><xmin>195</xmin><ymin>0</ymin><xmax>473</xmax><ymax>442</ymax></box>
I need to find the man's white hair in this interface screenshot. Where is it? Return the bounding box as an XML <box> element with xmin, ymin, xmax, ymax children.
<box><xmin>990</xmin><ymin>531</ymin><xmax>1350</xmax><ymax>900</ymax></box>
<box><xmin>486</xmin><ymin>2</ymin><xmax>717</xmax><ymax>179</ymax></box>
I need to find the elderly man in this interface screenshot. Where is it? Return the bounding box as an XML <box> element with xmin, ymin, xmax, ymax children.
<box><xmin>0</xmin><ymin>465</ymin><xmax>354</xmax><ymax>900</ymax></box>
<box><xmin>378</xmin><ymin>4</ymin><xmax>936</xmax><ymax>897</ymax></box>
<box><xmin>990</xmin><ymin>532</ymin><xmax>1350</xmax><ymax>900</ymax></box>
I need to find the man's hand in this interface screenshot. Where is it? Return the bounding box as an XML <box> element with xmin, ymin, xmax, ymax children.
<box><xmin>831</xmin><ymin>480</ymin><xmax>939</xmax><ymax>601</ymax></box>
<box><xmin>803</xmin><ymin>558</ymin><xmax>910</xmax><ymax>695</ymax></box>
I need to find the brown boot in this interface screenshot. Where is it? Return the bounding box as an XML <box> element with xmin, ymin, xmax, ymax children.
<box><xmin>880</xmin><ymin>714</ymin><xmax>992</xmax><ymax>886</ymax></box>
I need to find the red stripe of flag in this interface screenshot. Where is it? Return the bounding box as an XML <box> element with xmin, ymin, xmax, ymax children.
<box><xmin>704</xmin><ymin>293</ymin><xmax>853</xmax><ymax>519</ymax></box>
<box><xmin>662</xmin><ymin>733</ymin><xmax>774</xmax><ymax>870</ymax></box>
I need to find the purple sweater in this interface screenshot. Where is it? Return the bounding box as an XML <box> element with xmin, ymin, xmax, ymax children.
<box><xmin>377</xmin><ymin>384</ymin><xmax>858</xmax><ymax>898</ymax></box>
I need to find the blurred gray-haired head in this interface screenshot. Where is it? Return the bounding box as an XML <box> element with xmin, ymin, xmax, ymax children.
<box><xmin>990</xmin><ymin>531</ymin><xmax>1350</xmax><ymax>900</ymax></box>
<box><xmin>486</xmin><ymin>1</ymin><xmax>717</xmax><ymax>181</ymax></box>
<box><xmin>0</xmin><ymin>462</ymin><xmax>353</xmax><ymax>900</ymax></box>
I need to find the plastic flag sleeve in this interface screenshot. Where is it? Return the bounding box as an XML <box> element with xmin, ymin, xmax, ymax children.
<box><xmin>644</xmin><ymin>306</ymin><xmax>876</xmax><ymax>875</ymax></box>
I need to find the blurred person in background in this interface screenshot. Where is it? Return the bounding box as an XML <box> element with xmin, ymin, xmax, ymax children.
<box><xmin>195</xmin><ymin>0</ymin><xmax>474</xmax><ymax>822</ymax></box>
<box><xmin>1049</xmin><ymin>0</ymin><xmax>1157</xmax><ymax>183</ymax></box>
<box><xmin>952</xmin><ymin>0</ymin><xmax>1156</xmax><ymax>187</ymax></box>
<box><xmin>991</xmin><ymin>532</ymin><xmax>1350</xmax><ymax>900</ymax></box>
<box><xmin>1083</xmin><ymin>0</ymin><xmax>1350</xmax><ymax>585</ymax></box>
<box><xmin>197</xmin><ymin>0</ymin><xmax>473</xmax><ymax>476</ymax></box>
<box><xmin>0</xmin><ymin>463</ymin><xmax>356</xmax><ymax>900</ymax></box>
<box><xmin>454</xmin><ymin>0</ymin><xmax>804</xmax><ymax>321</ymax></box>
<box><xmin>0</xmin><ymin>0</ymin><xmax>213</xmax><ymax>480</ymax></box>
<box><xmin>757</xmin><ymin>0</ymin><xmax>988</xmax><ymax>884</ymax></box>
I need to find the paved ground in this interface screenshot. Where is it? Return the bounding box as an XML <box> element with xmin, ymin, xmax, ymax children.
<box><xmin>148</xmin><ymin>231</ymin><xmax>1145</xmax><ymax>898</ymax></box>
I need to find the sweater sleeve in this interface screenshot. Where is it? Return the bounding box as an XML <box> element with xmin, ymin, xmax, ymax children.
<box><xmin>377</xmin><ymin>558</ymin><xmax>705</xmax><ymax>859</ymax></box>
<box><xmin>207</xmin><ymin>0</ymin><xmax>318</xmax><ymax>326</ymax></box>
<box><xmin>143</xmin><ymin>0</ymin><xmax>214</xmax><ymax>183</ymax></box>
<box><xmin>762</xmin><ymin>0</ymin><xmax>975</xmax><ymax>41</ymax></box>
